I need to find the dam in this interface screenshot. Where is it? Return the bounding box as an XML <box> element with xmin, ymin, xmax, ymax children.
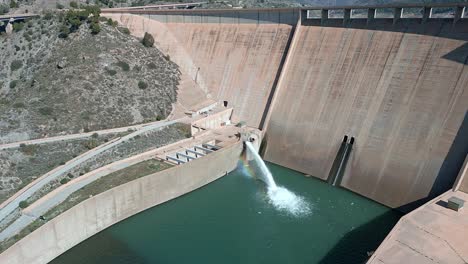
<box><xmin>0</xmin><ymin>2</ymin><xmax>467</xmax><ymax>264</ymax></box>
<box><xmin>103</xmin><ymin>3</ymin><xmax>468</xmax><ymax>210</ymax></box>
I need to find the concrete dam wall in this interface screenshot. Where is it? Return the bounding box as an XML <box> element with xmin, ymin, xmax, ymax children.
<box><xmin>0</xmin><ymin>142</ymin><xmax>243</xmax><ymax>264</ymax></box>
<box><xmin>106</xmin><ymin>13</ymin><xmax>294</xmax><ymax>127</ymax></box>
<box><xmin>264</xmin><ymin>18</ymin><xmax>468</xmax><ymax>208</ymax></box>
<box><xmin>104</xmin><ymin>6</ymin><xmax>468</xmax><ymax>209</ymax></box>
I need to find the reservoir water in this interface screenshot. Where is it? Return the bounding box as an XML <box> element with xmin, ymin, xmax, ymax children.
<box><xmin>50</xmin><ymin>161</ymin><xmax>401</xmax><ymax>264</ymax></box>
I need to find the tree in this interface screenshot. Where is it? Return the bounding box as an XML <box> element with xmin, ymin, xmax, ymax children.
<box><xmin>138</xmin><ymin>80</ymin><xmax>148</xmax><ymax>89</ymax></box>
<box><xmin>69</xmin><ymin>1</ymin><xmax>78</xmax><ymax>8</ymax></box>
<box><xmin>0</xmin><ymin>4</ymin><xmax>9</xmax><ymax>15</ymax></box>
<box><xmin>58</xmin><ymin>25</ymin><xmax>70</xmax><ymax>38</ymax></box>
<box><xmin>19</xmin><ymin>200</ymin><xmax>29</xmax><ymax>209</ymax></box>
<box><xmin>90</xmin><ymin>22</ymin><xmax>101</xmax><ymax>34</ymax></box>
<box><xmin>142</xmin><ymin>32</ymin><xmax>154</xmax><ymax>48</ymax></box>
<box><xmin>9</xmin><ymin>0</ymin><xmax>18</xmax><ymax>8</ymax></box>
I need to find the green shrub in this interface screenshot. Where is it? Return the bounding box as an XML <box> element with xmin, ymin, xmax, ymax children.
<box><xmin>10</xmin><ymin>60</ymin><xmax>23</xmax><ymax>71</ymax></box>
<box><xmin>13</xmin><ymin>102</ymin><xmax>25</xmax><ymax>108</ymax></box>
<box><xmin>60</xmin><ymin>178</ymin><xmax>69</xmax><ymax>184</ymax></box>
<box><xmin>90</xmin><ymin>22</ymin><xmax>101</xmax><ymax>34</ymax></box>
<box><xmin>19</xmin><ymin>201</ymin><xmax>29</xmax><ymax>209</ymax></box>
<box><xmin>116</xmin><ymin>61</ymin><xmax>130</xmax><ymax>71</ymax></box>
<box><xmin>12</xmin><ymin>21</ymin><xmax>24</xmax><ymax>31</ymax></box>
<box><xmin>38</xmin><ymin>107</ymin><xmax>53</xmax><ymax>115</ymax></box>
<box><xmin>9</xmin><ymin>80</ymin><xmax>18</xmax><ymax>89</ymax></box>
<box><xmin>58</xmin><ymin>25</ymin><xmax>70</xmax><ymax>38</ymax></box>
<box><xmin>10</xmin><ymin>0</ymin><xmax>18</xmax><ymax>8</ymax></box>
<box><xmin>117</xmin><ymin>26</ymin><xmax>130</xmax><ymax>34</ymax></box>
<box><xmin>56</xmin><ymin>2</ymin><xmax>64</xmax><ymax>9</ymax></box>
<box><xmin>138</xmin><ymin>80</ymin><xmax>148</xmax><ymax>89</ymax></box>
<box><xmin>69</xmin><ymin>1</ymin><xmax>78</xmax><ymax>8</ymax></box>
<box><xmin>19</xmin><ymin>144</ymin><xmax>37</xmax><ymax>155</ymax></box>
<box><xmin>106</xmin><ymin>18</ymin><xmax>117</xmax><ymax>27</ymax></box>
<box><xmin>0</xmin><ymin>4</ymin><xmax>9</xmax><ymax>15</ymax></box>
<box><xmin>83</xmin><ymin>139</ymin><xmax>98</xmax><ymax>149</ymax></box>
<box><xmin>11</xmin><ymin>60</ymin><xmax>22</xmax><ymax>71</ymax></box>
<box><xmin>43</xmin><ymin>12</ymin><xmax>53</xmax><ymax>20</ymax></box>
<box><xmin>91</xmin><ymin>132</ymin><xmax>99</xmax><ymax>138</ymax></box>
<box><xmin>106</xmin><ymin>68</ymin><xmax>117</xmax><ymax>76</ymax></box>
<box><xmin>142</xmin><ymin>32</ymin><xmax>154</xmax><ymax>47</ymax></box>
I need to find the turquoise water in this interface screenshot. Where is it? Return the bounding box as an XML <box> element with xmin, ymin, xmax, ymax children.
<box><xmin>50</xmin><ymin>162</ymin><xmax>401</xmax><ymax>264</ymax></box>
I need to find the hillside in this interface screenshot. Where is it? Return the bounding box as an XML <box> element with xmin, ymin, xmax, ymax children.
<box><xmin>0</xmin><ymin>13</ymin><xmax>180</xmax><ymax>143</ymax></box>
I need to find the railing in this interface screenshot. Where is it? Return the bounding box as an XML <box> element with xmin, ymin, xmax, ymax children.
<box><xmin>303</xmin><ymin>2</ymin><xmax>467</xmax><ymax>25</ymax></box>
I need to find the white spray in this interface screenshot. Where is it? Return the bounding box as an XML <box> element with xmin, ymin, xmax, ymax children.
<box><xmin>245</xmin><ymin>141</ymin><xmax>311</xmax><ymax>217</ymax></box>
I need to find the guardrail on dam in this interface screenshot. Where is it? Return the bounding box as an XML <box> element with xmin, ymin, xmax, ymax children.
<box><xmin>103</xmin><ymin>3</ymin><xmax>468</xmax><ymax>210</ymax></box>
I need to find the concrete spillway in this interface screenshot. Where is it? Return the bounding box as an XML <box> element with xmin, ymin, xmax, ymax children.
<box><xmin>104</xmin><ymin>5</ymin><xmax>468</xmax><ymax>209</ymax></box>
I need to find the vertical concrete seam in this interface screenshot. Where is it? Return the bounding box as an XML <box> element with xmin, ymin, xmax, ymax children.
<box><xmin>259</xmin><ymin>11</ymin><xmax>302</xmax><ymax>132</ymax></box>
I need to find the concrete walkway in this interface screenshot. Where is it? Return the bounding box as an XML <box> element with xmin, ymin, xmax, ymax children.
<box><xmin>0</xmin><ymin>119</ymin><xmax>175</xmax><ymax>150</ymax></box>
<box><xmin>368</xmin><ymin>190</ymin><xmax>468</xmax><ymax>264</ymax></box>
<box><xmin>0</xmin><ymin>119</ymin><xmax>181</xmax><ymax>225</ymax></box>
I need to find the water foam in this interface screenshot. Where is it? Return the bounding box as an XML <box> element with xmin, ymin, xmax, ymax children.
<box><xmin>267</xmin><ymin>186</ymin><xmax>312</xmax><ymax>217</ymax></box>
<box><xmin>244</xmin><ymin>142</ymin><xmax>312</xmax><ymax>217</ymax></box>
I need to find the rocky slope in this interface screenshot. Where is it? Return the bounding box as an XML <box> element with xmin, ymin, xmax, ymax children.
<box><xmin>0</xmin><ymin>14</ymin><xmax>180</xmax><ymax>143</ymax></box>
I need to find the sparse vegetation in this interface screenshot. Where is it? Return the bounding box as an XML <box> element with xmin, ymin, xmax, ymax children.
<box><xmin>1</xmin><ymin>14</ymin><xmax>180</xmax><ymax>142</ymax></box>
<box><xmin>59</xmin><ymin>6</ymin><xmax>102</xmax><ymax>38</ymax></box>
<box><xmin>38</xmin><ymin>107</ymin><xmax>53</xmax><ymax>116</ymax></box>
<box><xmin>19</xmin><ymin>144</ymin><xmax>37</xmax><ymax>155</ymax></box>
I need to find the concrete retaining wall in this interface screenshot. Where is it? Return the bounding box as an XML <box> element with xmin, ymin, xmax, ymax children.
<box><xmin>0</xmin><ymin>142</ymin><xmax>243</xmax><ymax>264</ymax></box>
<box><xmin>264</xmin><ymin>20</ymin><xmax>468</xmax><ymax>208</ymax></box>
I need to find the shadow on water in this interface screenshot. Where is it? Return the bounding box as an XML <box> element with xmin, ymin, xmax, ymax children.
<box><xmin>52</xmin><ymin>231</ymin><xmax>147</xmax><ymax>264</ymax></box>
<box><xmin>319</xmin><ymin>210</ymin><xmax>402</xmax><ymax>264</ymax></box>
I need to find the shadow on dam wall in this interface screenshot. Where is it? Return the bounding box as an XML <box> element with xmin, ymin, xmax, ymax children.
<box><xmin>263</xmin><ymin>16</ymin><xmax>468</xmax><ymax>209</ymax></box>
